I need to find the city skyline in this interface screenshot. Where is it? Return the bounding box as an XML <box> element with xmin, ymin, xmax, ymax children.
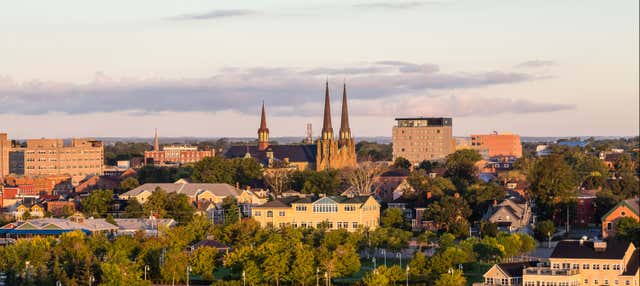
<box><xmin>1</xmin><ymin>0</ymin><xmax>638</xmax><ymax>138</ymax></box>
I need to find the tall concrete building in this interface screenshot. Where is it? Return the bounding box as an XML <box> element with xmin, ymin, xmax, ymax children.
<box><xmin>0</xmin><ymin>133</ymin><xmax>10</xmax><ymax>181</ymax></box>
<box><xmin>470</xmin><ymin>132</ymin><xmax>522</xmax><ymax>158</ymax></box>
<box><xmin>8</xmin><ymin>137</ymin><xmax>104</xmax><ymax>184</ymax></box>
<box><xmin>392</xmin><ymin>117</ymin><xmax>455</xmax><ymax>164</ymax></box>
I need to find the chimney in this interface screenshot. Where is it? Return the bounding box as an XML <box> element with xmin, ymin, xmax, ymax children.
<box><xmin>454</xmin><ymin>193</ymin><xmax>460</xmax><ymax>199</ymax></box>
<box><xmin>235</xmin><ymin>182</ymin><xmax>240</xmax><ymax>189</ymax></box>
<box><xmin>493</xmin><ymin>199</ymin><xmax>498</xmax><ymax>206</ymax></box>
<box><xmin>594</xmin><ymin>241</ymin><xmax>607</xmax><ymax>252</ymax></box>
<box><xmin>426</xmin><ymin>191</ymin><xmax>432</xmax><ymax>199</ymax></box>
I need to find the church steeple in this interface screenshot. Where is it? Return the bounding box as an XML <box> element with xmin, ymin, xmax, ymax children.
<box><xmin>153</xmin><ymin>128</ymin><xmax>160</xmax><ymax>151</ymax></box>
<box><xmin>321</xmin><ymin>81</ymin><xmax>333</xmax><ymax>140</ymax></box>
<box><xmin>258</xmin><ymin>101</ymin><xmax>270</xmax><ymax>151</ymax></box>
<box><xmin>339</xmin><ymin>82</ymin><xmax>351</xmax><ymax>143</ymax></box>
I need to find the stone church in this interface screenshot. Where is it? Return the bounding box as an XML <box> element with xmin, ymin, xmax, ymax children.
<box><xmin>224</xmin><ymin>81</ymin><xmax>357</xmax><ymax>170</ymax></box>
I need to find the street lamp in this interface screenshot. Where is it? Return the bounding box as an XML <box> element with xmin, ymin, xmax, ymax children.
<box><xmin>324</xmin><ymin>271</ymin><xmax>328</xmax><ymax>286</ymax></box>
<box><xmin>144</xmin><ymin>265</ymin><xmax>150</xmax><ymax>281</ymax></box>
<box><xmin>397</xmin><ymin>252</ymin><xmax>402</xmax><ymax>269</ymax></box>
<box><xmin>89</xmin><ymin>275</ymin><xmax>95</xmax><ymax>286</ymax></box>
<box><xmin>316</xmin><ymin>267</ymin><xmax>319</xmax><ymax>286</ymax></box>
<box><xmin>406</xmin><ymin>265</ymin><xmax>410</xmax><ymax>286</ymax></box>
<box><xmin>372</xmin><ymin>256</ymin><xmax>376</xmax><ymax>269</ymax></box>
<box><xmin>56</xmin><ymin>281</ymin><xmax>62</xmax><ymax>286</ymax></box>
<box><xmin>548</xmin><ymin>231</ymin><xmax>552</xmax><ymax>249</ymax></box>
<box><xmin>186</xmin><ymin>266</ymin><xmax>192</xmax><ymax>286</ymax></box>
<box><xmin>381</xmin><ymin>249</ymin><xmax>387</xmax><ymax>267</ymax></box>
<box><xmin>242</xmin><ymin>270</ymin><xmax>246</xmax><ymax>286</ymax></box>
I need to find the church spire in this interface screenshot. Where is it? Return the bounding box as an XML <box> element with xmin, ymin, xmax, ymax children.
<box><xmin>321</xmin><ymin>80</ymin><xmax>333</xmax><ymax>140</ymax></box>
<box><xmin>153</xmin><ymin>128</ymin><xmax>159</xmax><ymax>151</ymax></box>
<box><xmin>339</xmin><ymin>81</ymin><xmax>351</xmax><ymax>142</ymax></box>
<box><xmin>258</xmin><ymin>101</ymin><xmax>270</xmax><ymax>151</ymax></box>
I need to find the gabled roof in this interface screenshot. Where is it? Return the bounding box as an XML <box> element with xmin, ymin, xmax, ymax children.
<box><xmin>602</xmin><ymin>198</ymin><xmax>639</xmax><ymax>221</ymax></box>
<box><xmin>550</xmin><ymin>240</ymin><xmax>631</xmax><ymax>260</ymax></box>
<box><xmin>121</xmin><ymin>183</ymin><xmax>240</xmax><ymax>198</ymax></box>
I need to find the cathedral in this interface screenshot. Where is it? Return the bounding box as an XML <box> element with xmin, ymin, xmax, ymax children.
<box><xmin>224</xmin><ymin>81</ymin><xmax>357</xmax><ymax>170</ymax></box>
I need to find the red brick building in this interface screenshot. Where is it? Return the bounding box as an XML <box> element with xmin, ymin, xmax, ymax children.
<box><xmin>471</xmin><ymin>132</ymin><xmax>523</xmax><ymax>158</ymax></box>
<box><xmin>143</xmin><ymin>130</ymin><xmax>214</xmax><ymax>165</ymax></box>
<box><xmin>575</xmin><ymin>189</ymin><xmax>597</xmax><ymax>227</ymax></box>
<box><xmin>602</xmin><ymin>198</ymin><xmax>639</xmax><ymax>239</ymax></box>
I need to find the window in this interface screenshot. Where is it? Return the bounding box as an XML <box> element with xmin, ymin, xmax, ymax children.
<box><xmin>553</xmin><ymin>264</ymin><xmax>560</xmax><ymax>269</ymax></box>
<box><xmin>502</xmin><ymin>279</ymin><xmax>508</xmax><ymax>285</ymax></box>
<box><xmin>583</xmin><ymin>264</ymin><xmax>590</xmax><ymax>269</ymax></box>
<box><xmin>604</xmin><ymin>281</ymin><xmax>608</xmax><ymax>285</ymax></box>
<box><xmin>593</xmin><ymin>264</ymin><xmax>600</xmax><ymax>270</ymax></box>
<box><xmin>613</xmin><ymin>265</ymin><xmax>620</xmax><ymax>270</ymax></box>
<box><xmin>624</xmin><ymin>281</ymin><xmax>629</xmax><ymax>286</ymax></box>
<box><xmin>254</xmin><ymin>211</ymin><xmax>261</xmax><ymax>216</ymax></box>
<box><xmin>295</xmin><ymin>205</ymin><xmax>307</xmax><ymax>211</ymax></box>
<box><xmin>563</xmin><ymin>263</ymin><xmax>571</xmax><ymax>269</ymax></box>
<box><xmin>615</xmin><ymin>281</ymin><xmax>618</xmax><ymax>285</ymax></box>
<box><xmin>573</xmin><ymin>264</ymin><xmax>580</xmax><ymax>269</ymax></box>
<box><xmin>301</xmin><ymin>222</ymin><xmax>307</xmax><ymax>228</ymax></box>
<box><xmin>344</xmin><ymin>205</ymin><xmax>356</xmax><ymax>211</ymax></box>
<box><xmin>352</xmin><ymin>222</ymin><xmax>358</xmax><ymax>229</ymax></box>
<box><xmin>607</xmin><ymin>222</ymin><xmax>613</xmax><ymax>230</ymax></box>
<box><xmin>486</xmin><ymin>278</ymin><xmax>494</xmax><ymax>285</ymax></box>
<box><xmin>267</xmin><ymin>211</ymin><xmax>273</xmax><ymax>217</ymax></box>
<box><xmin>595</xmin><ymin>280</ymin><xmax>598</xmax><ymax>285</ymax></box>
<box><xmin>292</xmin><ymin>223</ymin><xmax>297</xmax><ymax>228</ymax></box>
<box><xmin>279</xmin><ymin>211</ymin><xmax>285</xmax><ymax>217</ymax></box>
<box><xmin>585</xmin><ymin>279</ymin><xmax>589</xmax><ymax>284</ymax></box>
<box><xmin>603</xmin><ymin>264</ymin><xmax>610</xmax><ymax>270</ymax></box>
<box><xmin>621</xmin><ymin>211</ymin><xmax>626</xmax><ymax>216</ymax></box>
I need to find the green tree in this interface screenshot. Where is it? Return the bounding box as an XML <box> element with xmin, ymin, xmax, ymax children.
<box><xmin>289</xmin><ymin>244</ymin><xmax>316</xmax><ymax>285</ymax></box>
<box><xmin>160</xmin><ymin>249</ymin><xmax>189</xmax><ymax>284</ymax></box>
<box><xmin>423</xmin><ymin>196</ymin><xmax>471</xmax><ymax>232</ymax></box>
<box><xmin>381</xmin><ymin>208</ymin><xmax>406</xmax><ymax>229</ymax></box>
<box><xmin>434</xmin><ymin>269</ymin><xmax>466</xmax><ymax>286</ymax></box>
<box><xmin>123</xmin><ymin>198</ymin><xmax>145</xmax><ymax>218</ymax></box>
<box><xmin>480</xmin><ymin>221</ymin><xmax>499</xmax><ymax>237</ymax></box>
<box><xmin>528</xmin><ymin>155</ymin><xmax>576</xmax><ymax>219</ymax></box>
<box><xmin>408</xmin><ymin>251</ymin><xmax>429</xmax><ymax>278</ymax></box>
<box><xmin>191</xmin><ymin>157</ymin><xmax>236</xmax><ymax>184</ymax></box>
<box><xmin>534</xmin><ymin>220</ymin><xmax>556</xmax><ymax>241</ymax></box>
<box><xmin>444</xmin><ymin>149</ymin><xmax>482</xmax><ymax>185</ymax></box>
<box><xmin>189</xmin><ymin>247</ymin><xmax>218</xmax><ymax>280</ymax></box>
<box><xmin>393</xmin><ymin>157</ymin><xmax>412</xmax><ymax>170</ymax></box>
<box><xmin>142</xmin><ymin>188</ymin><xmax>169</xmax><ymax>218</ymax></box>
<box><xmin>118</xmin><ymin>177</ymin><xmax>140</xmax><ymax>192</ymax></box>
<box><xmin>222</xmin><ymin>196</ymin><xmax>241</xmax><ymax>225</ymax></box>
<box><xmin>616</xmin><ymin>217</ymin><xmax>640</xmax><ymax>246</ymax></box>
<box><xmin>232</xmin><ymin>158</ymin><xmax>263</xmax><ymax>186</ymax></box>
<box><xmin>81</xmin><ymin>189</ymin><xmax>114</xmax><ymax>218</ymax></box>
<box><xmin>362</xmin><ymin>265</ymin><xmax>403</xmax><ymax>286</ymax></box>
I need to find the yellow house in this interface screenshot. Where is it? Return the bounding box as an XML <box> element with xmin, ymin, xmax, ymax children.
<box><xmin>14</xmin><ymin>204</ymin><xmax>45</xmax><ymax>219</ymax></box>
<box><xmin>251</xmin><ymin>195</ymin><xmax>380</xmax><ymax>231</ymax></box>
<box><xmin>482</xmin><ymin>240</ymin><xmax>639</xmax><ymax>286</ymax></box>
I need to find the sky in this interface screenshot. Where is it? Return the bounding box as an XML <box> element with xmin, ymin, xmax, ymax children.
<box><xmin>0</xmin><ymin>0</ymin><xmax>638</xmax><ymax>139</ymax></box>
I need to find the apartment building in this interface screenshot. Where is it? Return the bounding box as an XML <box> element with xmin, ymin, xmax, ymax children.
<box><xmin>0</xmin><ymin>133</ymin><xmax>10</xmax><ymax>181</ymax></box>
<box><xmin>392</xmin><ymin>117</ymin><xmax>455</xmax><ymax>164</ymax></box>
<box><xmin>471</xmin><ymin>132</ymin><xmax>523</xmax><ymax>158</ymax></box>
<box><xmin>8</xmin><ymin>138</ymin><xmax>104</xmax><ymax>184</ymax></box>
<box><xmin>251</xmin><ymin>195</ymin><xmax>380</xmax><ymax>231</ymax></box>
<box><xmin>482</xmin><ymin>239</ymin><xmax>639</xmax><ymax>286</ymax></box>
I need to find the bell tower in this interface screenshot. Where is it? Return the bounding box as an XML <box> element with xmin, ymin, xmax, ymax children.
<box><xmin>258</xmin><ymin>102</ymin><xmax>270</xmax><ymax>151</ymax></box>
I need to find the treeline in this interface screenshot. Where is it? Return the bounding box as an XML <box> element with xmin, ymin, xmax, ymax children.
<box><xmin>0</xmin><ymin>214</ymin><xmax>537</xmax><ymax>286</ymax></box>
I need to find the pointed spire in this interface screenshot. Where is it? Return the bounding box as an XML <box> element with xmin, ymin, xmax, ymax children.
<box><xmin>153</xmin><ymin>128</ymin><xmax>159</xmax><ymax>151</ymax></box>
<box><xmin>321</xmin><ymin>80</ymin><xmax>333</xmax><ymax>140</ymax></box>
<box><xmin>259</xmin><ymin>101</ymin><xmax>268</xmax><ymax>131</ymax></box>
<box><xmin>258</xmin><ymin>101</ymin><xmax>269</xmax><ymax>151</ymax></box>
<box><xmin>339</xmin><ymin>81</ymin><xmax>351</xmax><ymax>142</ymax></box>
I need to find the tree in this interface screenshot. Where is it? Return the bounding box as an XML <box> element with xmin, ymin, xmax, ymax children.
<box><xmin>123</xmin><ymin>198</ymin><xmax>145</xmax><ymax>218</ymax></box>
<box><xmin>444</xmin><ymin>149</ymin><xmax>482</xmax><ymax>185</ymax></box>
<box><xmin>143</xmin><ymin>188</ymin><xmax>169</xmax><ymax>218</ymax></box>
<box><xmin>381</xmin><ymin>208</ymin><xmax>406</xmax><ymax>229</ymax></box>
<box><xmin>222</xmin><ymin>196</ymin><xmax>241</xmax><ymax>225</ymax></box>
<box><xmin>417</xmin><ymin>160</ymin><xmax>439</xmax><ymax>173</ymax></box>
<box><xmin>528</xmin><ymin>155</ymin><xmax>576</xmax><ymax>219</ymax></box>
<box><xmin>423</xmin><ymin>196</ymin><xmax>471</xmax><ymax>232</ymax></box>
<box><xmin>534</xmin><ymin>220</ymin><xmax>556</xmax><ymax>241</ymax></box>
<box><xmin>165</xmin><ymin>192</ymin><xmax>194</xmax><ymax>224</ymax></box>
<box><xmin>356</xmin><ymin>141</ymin><xmax>393</xmax><ymax>162</ymax></box>
<box><xmin>160</xmin><ymin>249</ymin><xmax>189</xmax><ymax>284</ymax></box>
<box><xmin>232</xmin><ymin>158</ymin><xmax>263</xmax><ymax>186</ymax></box>
<box><xmin>434</xmin><ymin>269</ymin><xmax>466</xmax><ymax>286</ymax></box>
<box><xmin>81</xmin><ymin>189</ymin><xmax>114</xmax><ymax>218</ymax></box>
<box><xmin>408</xmin><ymin>252</ymin><xmax>429</xmax><ymax>278</ymax></box>
<box><xmin>616</xmin><ymin>217</ymin><xmax>640</xmax><ymax>246</ymax></box>
<box><xmin>362</xmin><ymin>265</ymin><xmax>403</xmax><ymax>286</ymax></box>
<box><xmin>289</xmin><ymin>244</ymin><xmax>315</xmax><ymax>285</ymax></box>
<box><xmin>473</xmin><ymin>237</ymin><xmax>505</xmax><ymax>262</ymax></box>
<box><xmin>190</xmin><ymin>247</ymin><xmax>218</xmax><ymax>280</ymax></box>
<box><xmin>118</xmin><ymin>177</ymin><xmax>140</xmax><ymax>192</ymax></box>
<box><xmin>393</xmin><ymin>157</ymin><xmax>412</xmax><ymax>170</ymax></box>
<box><xmin>290</xmin><ymin>169</ymin><xmax>342</xmax><ymax>195</ymax></box>
<box><xmin>346</xmin><ymin>162</ymin><xmax>385</xmax><ymax>195</ymax></box>
<box><xmin>480</xmin><ymin>221</ymin><xmax>499</xmax><ymax>237</ymax></box>
<box><xmin>264</xmin><ymin>168</ymin><xmax>291</xmax><ymax>198</ymax></box>
<box><xmin>191</xmin><ymin>157</ymin><xmax>236</xmax><ymax>184</ymax></box>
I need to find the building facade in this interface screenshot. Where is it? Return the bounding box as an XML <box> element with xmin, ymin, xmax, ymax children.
<box><xmin>8</xmin><ymin>138</ymin><xmax>104</xmax><ymax>184</ymax></box>
<box><xmin>602</xmin><ymin>198</ymin><xmax>639</xmax><ymax>239</ymax></box>
<box><xmin>144</xmin><ymin>130</ymin><xmax>214</xmax><ymax>165</ymax></box>
<box><xmin>251</xmin><ymin>195</ymin><xmax>380</xmax><ymax>231</ymax></box>
<box><xmin>522</xmin><ymin>240</ymin><xmax>639</xmax><ymax>286</ymax></box>
<box><xmin>471</xmin><ymin>132</ymin><xmax>523</xmax><ymax>158</ymax></box>
<box><xmin>225</xmin><ymin>82</ymin><xmax>357</xmax><ymax>171</ymax></box>
<box><xmin>0</xmin><ymin>133</ymin><xmax>10</xmax><ymax>181</ymax></box>
<box><xmin>392</xmin><ymin>117</ymin><xmax>455</xmax><ymax>164</ymax></box>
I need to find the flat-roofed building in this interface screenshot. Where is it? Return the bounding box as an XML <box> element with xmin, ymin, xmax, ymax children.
<box><xmin>392</xmin><ymin>117</ymin><xmax>455</xmax><ymax>164</ymax></box>
<box><xmin>251</xmin><ymin>195</ymin><xmax>380</xmax><ymax>231</ymax></box>
<box><xmin>8</xmin><ymin>137</ymin><xmax>104</xmax><ymax>185</ymax></box>
<box><xmin>0</xmin><ymin>133</ymin><xmax>10</xmax><ymax>181</ymax></box>
<box><xmin>471</xmin><ymin>132</ymin><xmax>523</xmax><ymax>158</ymax></box>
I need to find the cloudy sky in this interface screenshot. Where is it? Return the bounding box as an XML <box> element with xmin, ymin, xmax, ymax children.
<box><xmin>0</xmin><ymin>0</ymin><xmax>638</xmax><ymax>138</ymax></box>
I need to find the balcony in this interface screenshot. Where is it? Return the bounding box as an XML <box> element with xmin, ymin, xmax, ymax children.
<box><xmin>524</xmin><ymin>267</ymin><xmax>579</xmax><ymax>276</ymax></box>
